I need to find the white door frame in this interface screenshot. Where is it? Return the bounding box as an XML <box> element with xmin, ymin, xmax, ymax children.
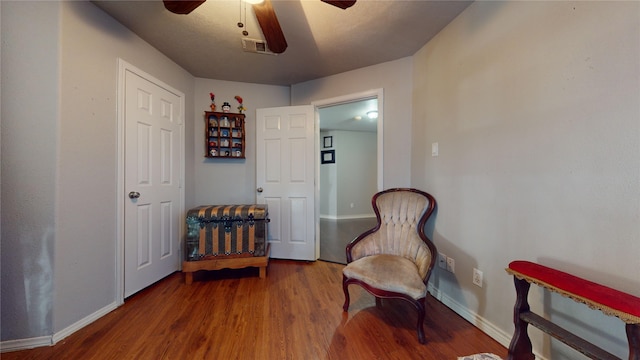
<box><xmin>115</xmin><ymin>59</ymin><xmax>185</xmax><ymax>304</ymax></box>
<box><xmin>311</xmin><ymin>88</ymin><xmax>384</xmax><ymax>255</ymax></box>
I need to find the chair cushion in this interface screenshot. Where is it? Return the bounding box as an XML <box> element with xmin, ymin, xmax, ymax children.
<box><xmin>343</xmin><ymin>254</ymin><xmax>427</xmax><ymax>299</ymax></box>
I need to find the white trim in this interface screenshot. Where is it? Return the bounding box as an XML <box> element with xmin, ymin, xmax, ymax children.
<box><xmin>52</xmin><ymin>302</ymin><xmax>119</xmax><ymax>344</ymax></box>
<box><xmin>312</xmin><ymin>89</ymin><xmax>384</xmax><ymax>262</ymax></box>
<box><xmin>0</xmin><ymin>301</ymin><xmax>118</xmax><ymax>352</ymax></box>
<box><xmin>427</xmin><ymin>284</ymin><xmax>548</xmax><ymax>360</ymax></box>
<box><xmin>311</xmin><ymin>88</ymin><xmax>384</xmax><ymax>192</ymax></box>
<box><xmin>428</xmin><ymin>284</ymin><xmax>511</xmax><ymax>347</ymax></box>
<box><xmin>116</xmin><ymin>59</ymin><xmax>185</xmax><ymax>303</ymax></box>
<box><xmin>116</xmin><ymin>59</ymin><xmax>126</xmax><ymax>305</ymax></box>
<box><xmin>0</xmin><ymin>336</ymin><xmax>52</xmax><ymax>353</ymax></box>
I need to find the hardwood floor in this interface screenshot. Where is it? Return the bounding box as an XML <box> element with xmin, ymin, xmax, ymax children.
<box><xmin>319</xmin><ymin>218</ymin><xmax>377</xmax><ymax>264</ymax></box>
<box><xmin>4</xmin><ymin>260</ymin><xmax>507</xmax><ymax>359</ymax></box>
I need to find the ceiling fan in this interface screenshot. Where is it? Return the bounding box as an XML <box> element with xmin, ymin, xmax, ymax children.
<box><xmin>163</xmin><ymin>0</ymin><xmax>356</xmax><ymax>54</ymax></box>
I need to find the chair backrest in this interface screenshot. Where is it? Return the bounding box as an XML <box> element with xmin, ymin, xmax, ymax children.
<box><xmin>349</xmin><ymin>188</ymin><xmax>437</xmax><ymax>279</ymax></box>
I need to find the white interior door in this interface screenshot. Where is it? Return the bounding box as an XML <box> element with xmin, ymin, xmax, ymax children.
<box><xmin>256</xmin><ymin>105</ymin><xmax>316</xmax><ymax>260</ymax></box>
<box><xmin>124</xmin><ymin>69</ymin><xmax>183</xmax><ymax>298</ymax></box>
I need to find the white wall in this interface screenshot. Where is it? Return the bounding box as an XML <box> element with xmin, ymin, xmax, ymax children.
<box><xmin>1</xmin><ymin>1</ymin><xmax>195</xmax><ymax>344</ymax></box>
<box><xmin>291</xmin><ymin>58</ymin><xmax>414</xmax><ymax>189</ymax></box>
<box><xmin>193</xmin><ymin>78</ymin><xmax>289</xmax><ymax>206</ymax></box>
<box><xmin>412</xmin><ymin>2</ymin><xmax>639</xmax><ymax>359</ymax></box>
<box><xmin>1</xmin><ymin>1</ymin><xmax>59</xmax><ymax>341</ymax></box>
<box><xmin>335</xmin><ymin>130</ymin><xmax>377</xmax><ymax>218</ymax></box>
<box><xmin>319</xmin><ymin>130</ymin><xmax>376</xmax><ymax>219</ymax></box>
<box><xmin>320</xmin><ymin>130</ymin><xmax>338</xmax><ymax>217</ymax></box>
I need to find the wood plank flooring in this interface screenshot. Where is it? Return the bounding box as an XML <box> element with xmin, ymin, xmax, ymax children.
<box><xmin>4</xmin><ymin>260</ymin><xmax>508</xmax><ymax>359</ymax></box>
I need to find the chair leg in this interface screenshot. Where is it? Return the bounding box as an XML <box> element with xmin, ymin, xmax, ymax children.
<box><xmin>342</xmin><ymin>276</ymin><xmax>351</xmax><ymax>311</ymax></box>
<box><xmin>416</xmin><ymin>298</ymin><xmax>426</xmax><ymax>344</ymax></box>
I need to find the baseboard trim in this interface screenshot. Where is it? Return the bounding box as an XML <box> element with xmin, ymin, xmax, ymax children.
<box><xmin>428</xmin><ymin>285</ymin><xmax>511</xmax><ymax>347</ymax></box>
<box><xmin>427</xmin><ymin>284</ymin><xmax>547</xmax><ymax>360</ymax></box>
<box><xmin>52</xmin><ymin>301</ymin><xmax>119</xmax><ymax>344</ymax></box>
<box><xmin>0</xmin><ymin>336</ymin><xmax>52</xmax><ymax>353</ymax></box>
<box><xmin>1</xmin><ymin>301</ymin><xmax>119</xmax><ymax>353</ymax></box>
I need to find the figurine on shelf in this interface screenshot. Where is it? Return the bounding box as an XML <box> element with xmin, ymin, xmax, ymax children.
<box><xmin>234</xmin><ymin>95</ymin><xmax>246</xmax><ymax>114</ymax></box>
<box><xmin>209</xmin><ymin>92</ymin><xmax>216</xmax><ymax>111</ymax></box>
<box><xmin>222</xmin><ymin>102</ymin><xmax>231</xmax><ymax>113</ymax></box>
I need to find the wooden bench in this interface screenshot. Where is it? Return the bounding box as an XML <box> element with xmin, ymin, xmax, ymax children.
<box><xmin>506</xmin><ymin>261</ymin><xmax>640</xmax><ymax>360</ymax></box>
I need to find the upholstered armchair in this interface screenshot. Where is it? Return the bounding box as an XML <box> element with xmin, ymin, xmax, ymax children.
<box><xmin>342</xmin><ymin>188</ymin><xmax>437</xmax><ymax>344</ymax></box>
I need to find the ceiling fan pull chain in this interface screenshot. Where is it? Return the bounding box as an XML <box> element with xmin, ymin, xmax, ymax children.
<box><xmin>243</xmin><ymin>1</ymin><xmax>249</xmax><ymax>36</ymax></box>
<box><xmin>237</xmin><ymin>0</ymin><xmax>249</xmax><ymax>36</ymax></box>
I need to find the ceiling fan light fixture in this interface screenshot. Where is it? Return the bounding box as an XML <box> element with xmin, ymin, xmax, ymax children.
<box><xmin>243</xmin><ymin>0</ymin><xmax>264</xmax><ymax>4</ymax></box>
<box><xmin>367</xmin><ymin>111</ymin><xmax>378</xmax><ymax>119</ymax></box>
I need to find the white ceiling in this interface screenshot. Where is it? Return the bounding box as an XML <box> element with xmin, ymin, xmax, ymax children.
<box><xmin>319</xmin><ymin>98</ymin><xmax>378</xmax><ymax>132</ymax></box>
<box><xmin>92</xmin><ymin>0</ymin><xmax>472</xmax><ymax>86</ymax></box>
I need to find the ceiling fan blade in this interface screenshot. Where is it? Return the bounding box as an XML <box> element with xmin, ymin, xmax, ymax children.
<box><xmin>321</xmin><ymin>0</ymin><xmax>356</xmax><ymax>10</ymax></box>
<box><xmin>163</xmin><ymin>0</ymin><xmax>206</xmax><ymax>15</ymax></box>
<box><xmin>252</xmin><ymin>0</ymin><xmax>288</xmax><ymax>54</ymax></box>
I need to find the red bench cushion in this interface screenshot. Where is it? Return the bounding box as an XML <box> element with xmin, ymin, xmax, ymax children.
<box><xmin>507</xmin><ymin>260</ymin><xmax>640</xmax><ymax>324</ymax></box>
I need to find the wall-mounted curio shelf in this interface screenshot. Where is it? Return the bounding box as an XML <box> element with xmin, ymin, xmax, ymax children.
<box><xmin>205</xmin><ymin>111</ymin><xmax>245</xmax><ymax>159</ymax></box>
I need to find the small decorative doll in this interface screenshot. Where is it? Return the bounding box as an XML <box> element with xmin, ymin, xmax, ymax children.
<box><xmin>222</xmin><ymin>102</ymin><xmax>231</xmax><ymax>113</ymax></box>
<box><xmin>234</xmin><ymin>95</ymin><xmax>246</xmax><ymax>114</ymax></box>
<box><xmin>209</xmin><ymin>93</ymin><xmax>216</xmax><ymax>111</ymax></box>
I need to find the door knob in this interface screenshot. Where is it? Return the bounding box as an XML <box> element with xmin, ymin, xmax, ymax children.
<box><xmin>128</xmin><ymin>191</ymin><xmax>141</xmax><ymax>199</ymax></box>
<box><xmin>257</xmin><ymin>187</ymin><xmax>263</xmax><ymax>193</ymax></box>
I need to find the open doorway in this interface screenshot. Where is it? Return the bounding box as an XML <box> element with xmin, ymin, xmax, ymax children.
<box><xmin>313</xmin><ymin>90</ymin><xmax>383</xmax><ymax>263</ymax></box>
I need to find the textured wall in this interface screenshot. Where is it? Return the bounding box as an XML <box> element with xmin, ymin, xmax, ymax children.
<box><xmin>411</xmin><ymin>2</ymin><xmax>640</xmax><ymax>358</ymax></box>
<box><xmin>1</xmin><ymin>1</ymin><xmax>59</xmax><ymax>341</ymax></box>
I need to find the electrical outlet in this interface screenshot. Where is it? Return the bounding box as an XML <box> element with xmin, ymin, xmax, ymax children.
<box><xmin>438</xmin><ymin>253</ymin><xmax>447</xmax><ymax>269</ymax></box>
<box><xmin>446</xmin><ymin>257</ymin><xmax>455</xmax><ymax>273</ymax></box>
<box><xmin>473</xmin><ymin>268</ymin><xmax>483</xmax><ymax>287</ymax></box>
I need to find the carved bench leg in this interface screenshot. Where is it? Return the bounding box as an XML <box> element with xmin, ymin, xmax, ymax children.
<box><xmin>507</xmin><ymin>277</ymin><xmax>535</xmax><ymax>360</ymax></box>
<box><xmin>628</xmin><ymin>323</ymin><xmax>640</xmax><ymax>360</ymax></box>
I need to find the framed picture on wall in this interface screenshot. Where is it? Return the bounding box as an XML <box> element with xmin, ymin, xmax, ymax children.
<box><xmin>323</xmin><ymin>136</ymin><xmax>333</xmax><ymax>148</ymax></box>
<box><xmin>321</xmin><ymin>150</ymin><xmax>335</xmax><ymax>164</ymax></box>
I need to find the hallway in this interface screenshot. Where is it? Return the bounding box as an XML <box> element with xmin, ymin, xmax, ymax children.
<box><xmin>319</xmin><ymin>217</ymin><xmax>377</xmax><ymax>264</ymax></box>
